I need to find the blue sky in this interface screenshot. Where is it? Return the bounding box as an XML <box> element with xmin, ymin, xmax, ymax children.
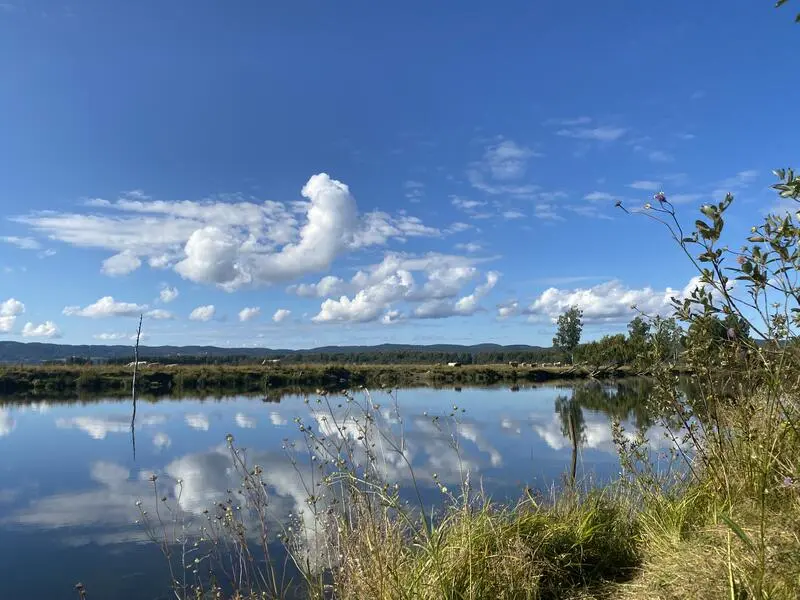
<box><xmin>0</xmin><ymin>0</ymin><xmax>797</xmax><ymax>348</ymax></box>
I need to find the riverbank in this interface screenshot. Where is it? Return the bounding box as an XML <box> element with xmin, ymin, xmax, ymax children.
<box><xmin>0</xmin><ymin>362</ymin><xmax>635</xmax><ymax>398</ymax></box>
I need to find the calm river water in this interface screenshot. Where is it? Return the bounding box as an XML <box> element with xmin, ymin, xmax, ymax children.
<box><xmin>0</xmin><ymin>381</ymin><xmax>668</xmax><ymax>599</ymax></box>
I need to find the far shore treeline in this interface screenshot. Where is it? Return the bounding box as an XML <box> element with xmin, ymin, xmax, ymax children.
<box><xmin>0</xmin><ymin>312</ymin><xmax>750</xmax><ymax>369</ymax></box>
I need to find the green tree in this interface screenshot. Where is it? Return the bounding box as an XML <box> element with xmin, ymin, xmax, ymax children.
<box><xmin>627</xmin><ymin>316</ymin><xmax>649</xmax><ymax>346</ymax></box>
<box><xmin>650</xmin><ymin>316</ymin><xmax>683</xmax><ymax>362</ymax></box>
<box><xmin>553</xmin><ymin>305</ymin><xmax>583</xmax><ymax>364</ymax></box>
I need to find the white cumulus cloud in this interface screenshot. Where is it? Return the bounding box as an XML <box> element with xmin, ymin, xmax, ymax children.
<box><xmin>272</xmin><ymin>308</ymin><xmax>291</xmax><ymax>323</ymax></box>
<box><xmin>21</xmin><ymin>321</ymin><xmax>61</xmax><ymax>338</ymax></box>
<box><xmin>101</xmin><ymin>251</ymin><xmax>142</xmax><ymax>276</ymax></box>
<box><xmin>414</xmin><ymin>271</ymin><xmax>500</xmax><ymax>319</ymax></box>
<box><xmin>15</xmin><ymin>174</ymin><xmax>440</xmax><ymax>292</ymax></box>
<box><xmin>189</xmin><ymin>305</ymin><xmax>215</xmax><ymax>322</ymax></box>
<box><xmin>288</xmin><ymin>275</ymin><xmax>346</xmax><ymax>298</ymax></box>
<box><xmin>0</xmin><ymin>298</ymin><xmax>25</xmax><ymax>333</ymax></box>
<box><xmin>238</xmin><ymin>307</ymin><xmax>261</xmax><ymax>322</ymax></box>
<box><xmin>159</xmin><ymin>286</ymin><xmax>179</xmax><ymax>303</ymax></box>
<box><xmin>497</xmin><ymin>300</ymin><xmax>520</xmax><ymax>319</ymax></box>
<box><xmin>311</xmin><ymin>253</ymin><xmax>495</xmax><ymax>324</ymax></box>
<box><xmin>523</xmin><ymin>279</ymin><xmax>707</xmax><ymax>324</ymax></box>
<box><xmin>63</xmin><ymin>296</ymin><xmax>146</xmax><ymax>318</ymax></box>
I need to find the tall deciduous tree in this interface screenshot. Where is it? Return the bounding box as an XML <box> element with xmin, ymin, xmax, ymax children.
<box><xmin>553</xmin><ymin>305</ymin><xmax>583</xmax><ymax>364</ymax></box>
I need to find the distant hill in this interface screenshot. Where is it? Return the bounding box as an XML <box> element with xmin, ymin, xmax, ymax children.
<box><xmin>0</xmin><ymin>341</ymin><xmax>556</xmax><ymax>365</ymax></box>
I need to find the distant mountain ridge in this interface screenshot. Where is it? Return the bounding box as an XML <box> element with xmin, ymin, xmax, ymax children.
<box><xmin>0</xmin><ymin>341</ymin><xmax>551</xmax><ymax>364</ymax></box>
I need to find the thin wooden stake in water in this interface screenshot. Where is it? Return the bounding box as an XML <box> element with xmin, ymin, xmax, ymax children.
<box><xmin>130</xmin><ymin>314</ymin><xmax>143</xmax><ymax>460</ymax></box>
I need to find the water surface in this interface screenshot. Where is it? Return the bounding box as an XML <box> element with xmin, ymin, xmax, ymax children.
<box><xmin>0</xmin><ymin>381</ymin><xmax>666</xmax><ymax>599</ymax></box>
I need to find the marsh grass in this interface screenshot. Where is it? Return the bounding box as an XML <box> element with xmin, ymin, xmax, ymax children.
<box><xmin>135</xmin><ymin>371</ymin><xmax>799</xmax><ymax>600</ymax></box>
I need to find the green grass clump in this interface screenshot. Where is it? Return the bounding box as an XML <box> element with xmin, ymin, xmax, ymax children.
<box><xmin>330</xmin><ymin>491</ymin><xmax>639</xmax><ymax>600</ymax></box>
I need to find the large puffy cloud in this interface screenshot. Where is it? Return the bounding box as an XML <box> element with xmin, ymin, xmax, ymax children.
<box><xmin>314</xmin><ymin>270</ymin><xmax>415</xmax><ymax>323</ymax></box>
<box><xmin>63</xmin><ymin>296</ymin><xmax>146</xmax><ymax>318</ymax></box>
<box><xmin>522</xmin><ymin>278</ymin><xmax>707</xmax><ymax>324</ymax></box>
<box><xmin>0</xmin><ymin>298</ymin><xmax>25</xmax><ymax>333</ymax></box>
<box><xmin>175</xmin><ymin>226</ymin><xmax>245</xmax><ymax>288</ymax></box>
<box><xmin>22</xmin><ymin>321</ymin><xmax>61</xmax><ymax>338</ymax></box>
<box><xmin>312</xmin><ymin>253</ymin><xmax>499</xmax><ymax>324</ymax></box>
<box><xmin>15</xmin><ymin>174</ymin><xmax>444</xmax><ymax>291</ymax></box>
<box><xmin>414</xmin><ymin>271</ymin><xmax>500</xmax><ymax>319</ymax></box>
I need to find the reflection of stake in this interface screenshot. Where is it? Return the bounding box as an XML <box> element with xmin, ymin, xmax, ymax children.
<box><xmin>569</xmin><ymin>410</ymin><xmax>578</xmax><ymax>485</ymax></box>
<box><xmin>130</xmin><ymin>314</ymin><xmax>143</xmax><ymax>460</ymax></box>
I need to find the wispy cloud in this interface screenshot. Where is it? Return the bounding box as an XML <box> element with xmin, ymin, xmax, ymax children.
<box><xmin>627</xmin><ymin>181</ymin><xmax>662</xmax><ymax>191</ymax></box>
<box><xmin>451</xmin><ymin>197</ymin><xmax>486</xmax><ymax>211</ymax></box>
<box><xmin>718</xmin><ymin>170</ymin><xmax>759</xmax><ymax>189</ymax></box>
<box><xmin>404</xmin><ymin>180</ymin><xmax>425</xmax><ymax>203</ymax></box>
<box><xmin>484</xmin><ymin>139</ymin><xmax>539</xmax><ymax>180</ymax></box>
<box><xmin>1</xmin><ymin>236</ymin><xmax>41</xmax><ymax>250</ymax></box>
<box><xmin>533</xmin><ymin>204</ymin><xmax>564</xmax><ymax>221</ymax></box>
<box><xmin>501</xmin><ymin>210</ymin><xmax>525</xmax><ymax>220</ymax></box>
<box><xmin>583</xmin><ymin>191</ymin><xmax>616</xmax><ymax>202</ymax></box>
<box><xmin>711</xmin><ymin>169</ymin><xmax>760</xmax><ymax>201</ymax></box>
<box><xmin>556</xmin><ymin>126</ymin><xmax>627</xmax><ymax>142</ymax></box>
<box><xmin>455</xmin><ymin>242</ymin><xmax>482</xmax><ymax>253</ymax></box>
<box><xmin>467</xmin><ymin>137</ymin><xmax>539</xmax><ymax>197</ymax></box>
<box><xmin>667</xmin><ymin>193</ymin><xmax>704</xmax><ymax>205</ymax></box>
<box><xmin>543</xmin><ymin>116</ymin><xmax>592</xmax><ymax>126</ymax></box>
<box><xmin>566</xmin><ymin>205</ymin><xmax>613</xmax><ymax>220</ymax></box>
<box><xmin>647</xmin><ymin>150</ymin><xmax>674</xmax><ymax>163</ymax></box>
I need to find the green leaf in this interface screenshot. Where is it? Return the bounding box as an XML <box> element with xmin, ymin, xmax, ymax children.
<box><xmin>720</xmin><ymin>514</ymin><xmax>755</xmax><ymax>552</ymax></box>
